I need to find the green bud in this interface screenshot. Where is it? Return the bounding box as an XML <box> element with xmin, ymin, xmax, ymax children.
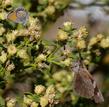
<box><xmin>63</xmin><ymin>22</ymin><xmax>72</xmax><ymax>31</ymax></box>
<box><xmin>45</xmin><ymin>6</ymin><xmax>55</xmax><ymax>15</ymax></box>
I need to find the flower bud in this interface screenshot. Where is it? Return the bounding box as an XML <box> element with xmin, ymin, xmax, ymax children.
<box><xmin>38</xmin><ymin>0</ymin><xmax>48</xmax><ymax>5</ymax></box>
<box><xmin>57</xmin><ymin>30</ymin><xmax>68</xmax><ymax>41</ymax></box>
<box><xmin>30</xmin><ymin>102</ymin><xmax>38</xmax><ymax>107</ymax></box>
<box><xmin>78</xmin><ymin>26</ymin><xmax>88</xmax><ymax>37</ymax></box>
<box><xmin>0</xmin><ymin>11</ymin><xmax>7</xmax><ymax>20</ymax></box>
<box><xmin>6</xmin><ymin>31</ymin><xmax>17</xmax><ymax>42</ymax></box>
<box><xmin>83</xmin><ymin>59</ymin><xmax>90</xmax><ymax>65</ymax></box>
<box><xmin>7</xmin><ymin>98</ymin><xmax>16</xmax><ymax>107</ymax></box>
<box><xmin>53</xmin><ymin>70</ymin><xmax>69</xmax><ymax>81</ymax></box>
<box><xmin>4</xmin><ymin>0</ymin><xmax>13</xmax><ymax>6</ymax></box>
<box><xmin>56</xmin><ymin>83</ymin><xmax>65</xmax><ymax>93</ymax></box>
<box><xmin>77</xmin><ymin>40</ymin><xmax>86</xmax><ymax>49</ymax></box>
<box><xmin>89</xmin><ymin>37</ymin><xmax>98</xmax><ymax>46</ymax></box>
<box><xmin>36</xmin><ymin>54</ymin><xmax>46</xmax><ymax>62</ymax></box>
<box><xmin>6</xmin><ymin>63</ymin><xmax>15</xmax><ymax>72</ymax></box>
<box><xmin>0</xmin><ymin>51</ymin><xmax>7</xmax><ymax>63</ymax></box>
<box><xmin>24</xmin><ymin>96</ymin><xmax>32</xmax><ymax>105</ymax></box>
<box><xmin>0</xmin><ymin>27</ymin><xmax>5</xmax><ymax>35</ymax></box>
<box><xmin>61</xmin><ymin>58</ymin><xmax>71</xmax><ymax>66</ymax></box>
<box><xmin>17</xmin><ymin>49</ymin><xmax>29</xmax><ymax>59</ymax></box>
<box><xmin>100</xmin><ymin>38</ymin><xmax>109</xmax><ymax>48</ymax></box>
<box><xmin>46</xmin><ymin>85</ymin><xmax>55</xmax><ymax>95</ymax></box>
<box><xmin>63</xmin><ymin>22</ymin><xmax>72</xmax><ymax>31</ymax></box>
<box><xmin>40</xmin><ymin>96</ymin><xmax>48</xmax><ymax>107</ymax></box>
<box><xmin>7</xmin><ymin>44</ymin><xmax>17</xmax><ymax>55</ymax></box>
<box><xmin>34</xmin><ymin>85</ymin><xmax>46</xmax><ymax>94</ymax></box>
<box><xmin>45</xmin><ymin>6</ymin><xmax>55</xmax><ymax>15</ymax></box>
<box><xmin>96</xmin><ymin>34</ymin><xmax>103</xmax><ymax>41</ymax></box>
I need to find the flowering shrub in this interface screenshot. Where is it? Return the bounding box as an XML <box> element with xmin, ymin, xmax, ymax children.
<box><xmin>0</xmin><ymin>0</ymin><xmax>109</xmax><ymax>107</ymax></box>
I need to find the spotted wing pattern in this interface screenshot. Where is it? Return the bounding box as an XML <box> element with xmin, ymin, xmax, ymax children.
<box><xmin>16</xmin><ymin>7</ymin><xmax>29</xmax><ymax>25</ymax></box>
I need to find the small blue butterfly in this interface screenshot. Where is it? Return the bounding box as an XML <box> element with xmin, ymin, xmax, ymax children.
<box><xmin>7</xmin><ymin>7</ymin><xmax>29</xmax><ymax>25</ymax></box>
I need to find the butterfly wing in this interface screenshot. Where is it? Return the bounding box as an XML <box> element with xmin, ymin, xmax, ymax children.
<box><xmin>7</xmin><ymin>11</ymin><xmax>18</xmax><ymax>23</ymax></box>
<box><xmin>93</xmin><ymin>86</ymin><xmax>104</xmax><ymax>103</ymax></box>
<box><xmin>73</xmin><ymin>69</ymin><xmax>94</xmax><ymax>98</ymax></box>
<box><xmin>16</xmin><ymin>7</ymin><xmax>29</xmax><ymax>25</ymax></box>
<box><xmin>72</xmin><ymin>61</ymin><xmax>104</xmax><ymax>103</ymax></box>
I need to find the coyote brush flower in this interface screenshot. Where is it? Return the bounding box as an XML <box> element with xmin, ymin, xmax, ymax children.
<box><xmin>89</xmin><ymin>37</ymin><xmax>98</xmax><ymax>46</ymax></box>
<box><xmin>40</xmin><ymin>96</ymin><xmax>48</xmax><ymax>107</ymax></box>
<box><xmin>36</xmin><ymin>54</ymin><xmax>46</xmax><ymax>62</ymax></box>
<box><xmin>6</xmin><ymin>63</ymin><xmax>15</xmax><ymax>72</ymax></box>
<box><xmin>6</xmin><ymin>98</ymin><xmax>16</xmax><ymax>107</ymax></box>
<box><xmin>0</xmin><ymin>27</ymin><xmax>5</xmax><ymax>35</ymax></box>
<box><xmin>46</xmin><ymin>85</ymin><xmax>55</xmax><ymax>95</ymax></box>
<box><xmin>7</xmin><ymin>45</ymin><xmax>17</xmax><ymax>55</ymax></box>
<box><xmin>45</xmin><ymin>6</ymin><xmax>55</xmax><ymax>15</ymax></box>
<box><xmin>63</xmin><ymin>22</ymin><xmax>73</xmax><ymax>31</ymax></box>
<box><xmin>100</xmin><ymin>37</ymin><xmax>109</xmax><ymax>48</ymax></box>
<box><xmin>6</xmin><ymin>32</ymin><xmax>17</xmax><ymax>42</ymax></box>
<box><xmin>17</xmin><ymin>49</ymin><xmax>29</xmax><ymax>59</ymax></box>
<box><xmin>77</xmin><ymin>40</ymin><xmax>86</xmax><ymax>49</ymax></box>
<box><xmin>78</xmin><ymin>26</ymin><xmax>88</xmax><ymax>38</ymax></box>
<box><xmin>0</xmin><ymin>51</ymin><xmax>7</xmax><ymax>63</ymax></box>
<box><xmin>30</xmin><ymin>102</ymin><xmax>39</xmax><ymax>107</ymax></box>
<box><xmin>24</xmin><ymin>96</ymin><xmax>33</xmax><ymax>105</ymax></box>
<box><xmin>34</xmin><ymin>85</ymin><xmax>46</xmax><ymax>94</ymax></box>
<box><xmin>57</xmin><ymin>30</ymin><xmax>68</xmax><ymax>41</ymax></box>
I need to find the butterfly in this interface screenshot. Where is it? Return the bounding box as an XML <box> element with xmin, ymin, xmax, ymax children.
<box><xmin>7</xmin><ymin>7</ymin><xmax>29</xmax><ymax>25</ymax></box>
<box><xmin>72</xmin><ymin>60</ymin><xmax>104</xmax><ymax>103</ymax></box>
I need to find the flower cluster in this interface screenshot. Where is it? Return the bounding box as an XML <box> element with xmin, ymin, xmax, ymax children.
<box><xmin>36</xmin><ymin>0</ymin><xmax>71</xmax><ymax>23</ymax></box>
<box><xmin>0</xmin><ymin>1</ymin><xmax>108</xmax><ymax>105</ymax></box>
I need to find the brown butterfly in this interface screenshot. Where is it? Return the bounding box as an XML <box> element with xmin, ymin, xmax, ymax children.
<box><xmin>72</xmin><ymin>61</ymin><xmax>104</xmax><ymax>103</ymax></box>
